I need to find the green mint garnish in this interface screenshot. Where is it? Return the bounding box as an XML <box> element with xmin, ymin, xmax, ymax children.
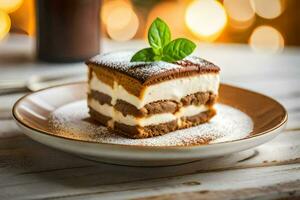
<box><xmin>162</xmin><ymin>38</ymin><xmax>196</xmax><ymax>62</ymax></box>
<box><xmin>130</xmin><ymin>48</ymin><xmax>155</xmax><ymax>62</ymax></box>
<box><xmin>148</xmin><ymin>18</ymin><xmax>171</xmax><ymax>55</ymax></box>
<box><xmin>130</xmin><ymin>18</ymin><xmax>196</xmax><ymax>63</ymax></box>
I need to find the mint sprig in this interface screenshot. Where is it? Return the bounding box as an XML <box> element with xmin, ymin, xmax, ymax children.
<box><xmin>130</xmin><ymin>18</ymin><xmax>196</xmax><ymax>63</ymax></box>
<box><xmin>130</xmin><ymin>48</ymin><xmax>155</xmax><ymax>62</ymax></box>
<box><xmin>148</xmin><ymin>18</ymin><xmax>171</xmax><ymax>55</ymax></box>
<box><xmin>162</xmin><ymin>38</ymin><xmax>196</xmax><ymax>62</ymax></box>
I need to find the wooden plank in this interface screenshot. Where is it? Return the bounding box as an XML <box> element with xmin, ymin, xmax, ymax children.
<box><xmin>0</xmin><ymin>120</ymin><xmax>22</xmax><ymax>138</ymax></box>
<box><xmin>138</xmin><ymin>180</ymin><xmax>300</xmax><ymax>200</ymax></box>
<box><xmin>1</xmin><ymin>164</ymin><xmax>298</xmax><ymax>200</ymax></box>
<box><xmin>0</xmin><ymin>130</ymin><xmax>300</xmax><ymax>199</ymax></box>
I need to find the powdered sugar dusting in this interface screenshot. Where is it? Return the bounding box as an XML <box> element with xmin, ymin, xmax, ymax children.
<box><xmin>49</xmin><ymin>100</ymin><xmax>253</xmax><ymax>146</ymax></box>
<box><xmin>88</xmin><ymin>50</ymin><xmax>219</xmax><ymax>83</ymax></box>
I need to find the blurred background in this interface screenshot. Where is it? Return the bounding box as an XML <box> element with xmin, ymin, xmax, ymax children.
<box><xmin>0</xmin><ymin>0</ymin><xmax>299</xmax><ymax>125</ymax></box>
<box><xmin>0</xmin><ymin>0</ymin><xmax>299</xmax><ymax>54</ymax></box>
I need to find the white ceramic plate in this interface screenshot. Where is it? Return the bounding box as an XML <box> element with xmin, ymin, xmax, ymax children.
<box><xmin>13</xmin><ymin>82</ymin><xmax>287</xmax><ymax>166</ymax></box>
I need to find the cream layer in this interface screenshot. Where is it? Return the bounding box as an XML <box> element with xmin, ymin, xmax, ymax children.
<box><xmin>88</xmin><ymin>98</ymin><xmax>209</xmax><ymax>126</ymax></box>
<box><xmin>89</xmin><ymin>72</ymin><xmax>219</xmax><ymax>109</ymax></box>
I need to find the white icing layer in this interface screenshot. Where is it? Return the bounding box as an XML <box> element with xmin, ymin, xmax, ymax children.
<box><xmin>88</xmin><ymin>98</ymin><xmax>209</xmax><ymax>126</ymax></box>
<box><xmin>88</xmin><ymin>99</ymin><xmax>113</xmax><ymax>117</ymax></box>
<box><xmin>176</xmin><ymin>104</ymin><xmax>208</xmax><ymax>117</ymax></box>
<box><xmin>89</xmin><ymin>72</ymin><xmax>219</xmax><ymax>109</ymax></box>
<box><xmin>90</xmin><ymin>73</ymin><xmax>113</xmax><ymax>97</ymax></box>
<box><xmin>142</xmin><ymin>74</ymin><xmax>219</xmax><ymax>105</ymax></box>
<box><xmin>115</xmin><ymin>111</ymin><xmax>176</xmax><ymax>126</ymax></box>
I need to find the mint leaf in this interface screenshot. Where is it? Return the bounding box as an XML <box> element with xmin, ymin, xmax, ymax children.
<box><xmin>162</xmin><ymin>38</ymin><xmax>196</xmax><ymax>62</ymax></box>
<box><xmin>148</xmin><ymin>18</ymin><xmax>171</xmax><ymax>55</ymax></box>
<box><xmin>130</xmin><ymin>48</ymin><xmax>155</xmax><ymax>62</ymax></box>
<box><xmin>130</xmin><ymin>18</ymin><xmax>196</xmax><ymax>63</ymax></box>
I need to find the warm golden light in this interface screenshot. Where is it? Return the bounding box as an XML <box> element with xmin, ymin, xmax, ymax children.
<box><xmin>224</xmin><ymin>0</ymin><xmax>255</xmax><ymax>30</ymax></box>
<box><xmin>249</xmin><ymin>26</ymin><xmax>284</xmax><ymax>53</ymax></box>
<box><xmin>101</xmin><ymin>0</ymin><xmax>132</xmax><ymax>25</ymax></box>
<box><xmin>185</xmin><ymin>0</ymin><xmax>227</xmax><ymax>42</ymax></box>
<box><xmin>147</xmin><ymin>1</ymin><xmax>186</xmax><ymax>38</ymax></box>
<box><xmin>0</xmin><ymin>10</ymin><xmax>11</xmax><ymax>40</ymax></box>
<box><xmin>106</xmin><ymin>5</ymin><xmax>139</xmax><ymax>41</ymax></box>
<box><xmin>250</xmin><ymin>0</ymin><xmax>284</xmax><ymax>19</ymax></box>
<box><xmin>10</xmin><ymin>0</ymin><xmax>35</xmax><ymax>35</ymax></box>
<box><xmin>0</xmin><ymin>0</ymin><xmax>23</xmax><ymax>13</ymax></box>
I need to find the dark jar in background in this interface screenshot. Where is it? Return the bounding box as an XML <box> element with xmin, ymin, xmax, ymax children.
<box><xmin>36</xmin><ymin>0</ymin><xmax>100</xmax><ymax>62</ymax></box>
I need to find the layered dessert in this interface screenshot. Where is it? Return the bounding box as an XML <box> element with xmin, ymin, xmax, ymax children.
<box><xmin>86</xmin><ymin>51</ymin><xmax>220</xmax><ymax>138</ymax></box>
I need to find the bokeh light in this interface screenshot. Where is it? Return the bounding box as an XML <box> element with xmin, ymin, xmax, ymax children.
<box><xmin>10</xmin><ymin>0</ymin><xmax>35</xmax><ymax>35</ymax></box>
<box><xmin>0</xmin><ymin>9</ymin><xmax>11</xmax><ymax>40</ymax></box>
<box><xmin>0</xmin><ymin>0</ymin><xmax>23</xmax><ymax>13</ymax></box>
<box><xmin>106</xmin><ymin>3</ymin><xmax>139</xmax><ymax>41</ymax></box>
<box><xmin>249</xmin><ymin>25</ymin><xmax>284</xmax><ymax>53</ymax></box>
<box><xmin>147</xmin><ymin>1</ymin><xmax>186</xmax><ymax>38</ymax></box>
<box><xmin>101</xmin><ymin>0</ymin><xmax>132</xmax><ymax>25</ymax></box>
<box><xmin>185</xmin><ymin>0</ymin><xmax>227</xmax><ymax>42</ymax></box>
<box><xmin>224</xmin><ymin>0</ymin><xmax>255</xmax><ymax>30</ymax></box>
<box><xmin>250</xmin><ymin>0</ymin><xmax>285</xmax><ymax>19</ymax></box>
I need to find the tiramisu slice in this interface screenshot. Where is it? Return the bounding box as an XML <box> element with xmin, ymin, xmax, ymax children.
<box><xmin>86</xmin><ymin>51</ymin><xmax>220</xmax><ymax>138</ymax></box>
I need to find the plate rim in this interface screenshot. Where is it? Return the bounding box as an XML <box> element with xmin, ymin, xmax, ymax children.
<box><xmin>12</xmin><ymin>81</ymin><xmax>288</xmax><ymax>149</ymax></box>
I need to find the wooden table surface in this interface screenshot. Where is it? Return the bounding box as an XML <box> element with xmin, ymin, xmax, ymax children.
<box><xmin>0</xmin><ymin>34</ymin><xmax>300</xmax><ymax>200</ymax></box>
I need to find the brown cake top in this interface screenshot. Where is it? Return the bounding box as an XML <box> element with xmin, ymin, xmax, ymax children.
<box><xmin>86</xmin><ymin>50</ymin><xmax>220</xmax><ymax>85</ymax></box>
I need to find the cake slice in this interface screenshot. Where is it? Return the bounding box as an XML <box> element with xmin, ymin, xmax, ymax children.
<box><xmin>86</xmin><ymin>51</ymin><xmax>220</xmax><ymax>138</ymax></box>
